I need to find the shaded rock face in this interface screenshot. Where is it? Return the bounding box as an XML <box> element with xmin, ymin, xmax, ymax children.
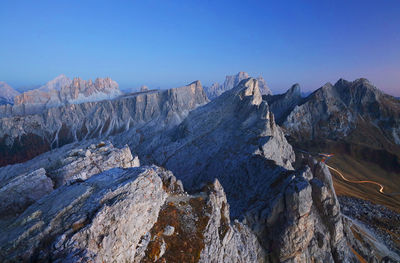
<box><xmin>11</xmin><ymin>75</ymin><xmax>121</xmax><ymax>114</ymax></box>
<box><xmin>0</xmin><ymin>81</ymin><xmax>19</xmax><ymax>105</ymax></box>
<box><xmin>0</xmin><ymin>168</ymin><xmax>53</xmax><ymax>220</ymax></box>
<box><xmin>264</xmin><ymin>83</ymin><xmax>302</xmax><ymax>124</ymax></box>
<box><xmin>204</xmin><ymin>72</ymin><xmax>272</xmax><ymax>100</ymax></box>
<box><xmin>0</xmin><ymin>81</ymin><xmax>208</xmax><ymax>166</ymax></box>
<box><xmin>0</xmin><ymin>166</ymin><xmax>265</xmax><ymax>263</ymax></box>
<box><xmin>0</xmin><ymin>141</ymin><xmax>139</xmax><ymax>221</ymax></box>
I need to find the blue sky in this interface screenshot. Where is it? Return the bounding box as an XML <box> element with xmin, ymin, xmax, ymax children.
<box><xmin>1</xmin><ymin>0</ymin><xmax>399</xmax><ymax>95</ymax></box>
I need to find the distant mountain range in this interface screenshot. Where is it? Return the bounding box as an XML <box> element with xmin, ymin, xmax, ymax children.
<box><xmin>0</xmin><ymin>75</ymin><xmax>122</xmax><ymax>116</ymax></box>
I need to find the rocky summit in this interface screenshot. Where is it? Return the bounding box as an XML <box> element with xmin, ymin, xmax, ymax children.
<box><xmin>0</xmin><ymin>76</ymin><xmax>398</xmax><ymax>262</ymax></box>
<box><xmin>204</xmin><ymin>72</ymin><xmax>272</xmax><ymax>99</ymax></box>
<box><xmin>0</xmin><ymin>81</ymin><xmax>20</xmax><ymax>105</ymax></box>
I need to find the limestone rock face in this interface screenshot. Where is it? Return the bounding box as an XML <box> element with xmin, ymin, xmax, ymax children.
<box><xmin>199</xmin><ymin>180</ymin><xmax>266</xmax><ymax>262</ymax></box>
<box><xmin>0</xmin><ymin>81</ymin><xmax>208</xmax><ymax>166</ymax></box>
<box><xmin>204</xmin><ymin>72</ymin><xmax>272</xmax><ymax>100</ymax></box>
<box><xmin>48</xmin><ymin>141</ymin><xmax>140</xmax><ymax>187</ymax></box>
<box><xmin>0</xmin><ymin>166</ymin><xmax>169</xmax><ymax>262</ymax></box>
<box><xmin>257</xmin><ymin>75</ymin><xmax>273</xmax><ymax>96</ymax></box>
<box><xmin>0</xmin><ymin>81</ymin><xmax>19</xmax><ymax>105</ymax></box>
<box><xmin>0</xmin><ymin>165</ymin><xmax>264</xmax><ymax>263</ymax></box>
<box><xmin>0</xmin><ymin>168</ymin><xmax>53</xmax><ymax>220</ymax></box>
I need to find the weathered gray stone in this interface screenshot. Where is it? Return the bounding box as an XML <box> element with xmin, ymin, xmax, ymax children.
<box><xmin>0</xmin><ymin>166</ymin><xmax>265</xmax><ymax>263</ymax></box>
<box><xmin>49</xmin><ymin>141</ymin><xmax>140</xmax><ymax>187</ymax></box>
<box><xmin>0</xmin><ymin>168</ymin><xmax>53</xmax><ymax>220</ymax></box>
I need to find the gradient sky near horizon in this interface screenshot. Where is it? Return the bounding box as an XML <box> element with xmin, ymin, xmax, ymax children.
<box><xmin>1</xmin><ymin>0</ymin><xmax>399</xmax><ymax>96</ymax></box>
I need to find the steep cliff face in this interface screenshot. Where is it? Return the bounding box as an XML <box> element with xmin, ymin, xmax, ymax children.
<box><xmin>204</xmin><ymin>72</ymin><xmax>272</xmax><ymax>100</ymax></box>
<box><xmin>0</xmin><ymin>81</ymin><xmax>208</xmax><ymax>166</ymax></box>
<box><xmin>0</xmin><ymin>81</ymin><xmax>19</xmax><ymax>105</ymax></box>
<box><xmin>0</xmin><ymin>165</ymin><xmax>265</xmax><ymax>263</ymax></box>
<box><xmin>264</xmin><ymin>83</ymin><xmax>303</xmax><ymax>124</ymax></box>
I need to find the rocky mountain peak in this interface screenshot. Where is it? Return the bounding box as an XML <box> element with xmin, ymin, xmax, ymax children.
<box><xmin>264</xmin><ymin>83</ymin><xmax>303</xmax><ymax>124</ymax></box>
<box><xmin>238</xmin><ymin>78</ymin><xmax>262</xmax><ymax>105</ymax></box>
<box><xmin>256</xmin><ymin>75</ymin><xmax>272</xmax><ymax>96</ymax></box>
<box><xmin>0</xmin><ymin>81</ymin><xmax>19</xmax><ymax>105</ymax></box>
<box><xmin>38</xmin><ymin>74</ymin><xmax>72</xmax><ymax>92</ymax></box>
<box><xmin>204</xmin><ymin>71</ymin><xmax>272</xmax><ymax>100</ymax></box>
<box><xmin>140</xmin><ymin>85</ymin><xmax>149</xmax><ymax>92</ymax></box>
<box><xmin>289</xmin><ymin>83</ymin><xmax>301</xmax><ymax>94</ymax></box>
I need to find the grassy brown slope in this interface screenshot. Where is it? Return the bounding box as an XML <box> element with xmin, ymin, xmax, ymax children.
<box><xmin>328</xmin><ymin>153</ymin><xmax>400</xmax><ymax>213</ymax></box>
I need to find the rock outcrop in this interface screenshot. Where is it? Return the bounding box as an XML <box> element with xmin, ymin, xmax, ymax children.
<box><xmin>0</xmin><ymin>141</ymin><xmax>139</xmax><ymax>220</ymax></box>
<box><xmin>0</xmin><ymin>81</ymin><xmax>208</xmax><ymax>166</ymax></box>
<box><xmin>0</xmin><ymin>165</ymin><xmax>265</xmax><ymax>262</ymax></box>
<box><xmin>204</xmin><ymin>72</ymin><xmax>272</xmax><ymax>99</ymax></box>
<box><xmin>0</xmin><ymin>168</ymin><xmax>53</xmax><ymax>220</ymax></box>
<box><xmin>48</xmin><ymin>141</ymin><xmax>140</xmax><ymax>187</ymax></box>
<box><xmin>0</xmin><ymin>81</ymin><xmax>19</xmax><ymax>105</ymax></box>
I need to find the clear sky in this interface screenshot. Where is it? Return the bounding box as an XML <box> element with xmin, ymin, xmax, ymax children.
<box><xmin>1</xmin><ymin>0</ymin><xmax>399</xmax><ymax>95</ymax></box>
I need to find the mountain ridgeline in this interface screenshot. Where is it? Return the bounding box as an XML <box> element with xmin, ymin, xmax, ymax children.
<box><xmin>0</xmin><ymin>74</ymin><xmax>399</xmax><ymax>262</ymax></box>
<box><xmin>0</xmin><ymin>80</ymin><xmax>207</xmax><ymax>166</ymax></box>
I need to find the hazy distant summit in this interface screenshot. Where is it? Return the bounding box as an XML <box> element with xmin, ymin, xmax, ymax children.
<box><xmin>204</xmin><ymin>71</ymin><xmax>272</xmax><ymax>99</ymax></box>
<box><xmin>0</xmin><ymin>81</ymin><xmax>20</xmax><ymax>105</ymax></box>
<box><xmin>7</xmin><ymin>75</ymin><xmax>121</xmax><ymax>114</ymax></box>
<box><xmin>37</xmin><ymin>74</ymin><xmax>72</xmax><ymax>92</ymax></box>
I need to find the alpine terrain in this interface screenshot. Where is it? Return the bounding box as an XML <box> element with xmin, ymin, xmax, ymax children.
<box><xmin>0</xmin><ymin>74</ymin><xmax>398</xmax><ymax>262</ymax></box>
